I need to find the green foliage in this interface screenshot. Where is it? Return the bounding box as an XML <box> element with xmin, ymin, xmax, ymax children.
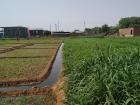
<box><xmin>119</xmin><ymin>17</ymin><xmax>140</xmax><ymax>28</ymax></box>
<box><xmin>85</xmin><ymin>27</ymin><xmax>102</xmax><ymax>35</ymax></box>
<box><xmin>64</xmin><ymin>37</ymin><xmax>140</xmax><ymax>105</ymax></box>
<box><xmin>101</xmin><ymin>24</ymin><xmax>110</xmax><ymax>35</ymax></box>
<box><xmin>109</xmin><ymin>26</ymin><xmax>119</xmax><ymax>35</ymax></box>
<box><xmin>85</xmin><ymin>25</ymin><xmax>119</xmax><ymax>36</ymax></box>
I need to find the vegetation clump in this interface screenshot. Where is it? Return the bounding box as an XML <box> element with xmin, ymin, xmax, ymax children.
<box><xmin>64</xmin><ymin>38</ymin><xmax>140</xmax><ymax>105</ymax></box>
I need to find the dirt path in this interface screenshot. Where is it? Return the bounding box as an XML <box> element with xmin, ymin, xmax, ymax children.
<box><xmin>52</xmin><ymin>59</ymin><xmax>65</xmax><ymax>105</ymax></box>
<box><xmin>52</xmin><ymin>76</ymin><xmax>65</xmax><ymax>105</ymax></box>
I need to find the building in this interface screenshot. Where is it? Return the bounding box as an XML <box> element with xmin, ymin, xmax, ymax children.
<box><xmin>29</xmin><ymin>29</ymin><xmax>45</xmax><ymax>37</ymax></box>
<box><xmin>119</xmin><ymin>27</ymin><xmax>140</xmax><ymax>37</ymax></box>
<box><xmin>0</xmin><ymin>28</ymin><xmax>4</xmax><ymax>38</ymax></box>
<box><xmin>0</xmin><ymin>26</ymin><xmax>30</xmax><ymax>38</ymax></box>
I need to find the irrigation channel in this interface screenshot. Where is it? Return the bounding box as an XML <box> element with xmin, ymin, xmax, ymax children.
<box><xmin>0</xmin><ymin>43</ymin><xmax>64</xmax><ymax>92</ymax></box>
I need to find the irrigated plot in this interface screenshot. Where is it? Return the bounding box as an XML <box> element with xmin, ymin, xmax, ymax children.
<box><xmin>0</xmin><ymin>44</ymin><xmax>24</xmax><ymax>49</ymax></box>
<box><xmin>0</xmin><ymin>44</ymin><xmax>22</xmax><ymax>47</ymax></box>
<box><xmin>0</xmin><ymin>42</ymin><xmax>61</xmax><ymax>83</ymax></box>
<box><xmin>0</xmin><ymin>48</ymin><xmax>55</xmax><ymax>57</ymax></box>
<box><xmin>0</xmin><ymin>93</ymin><xmax>56</xmax><ymax>105</ymax></box>
<box><xmin>23</xmin><ymin>44</ymin><xmax>59</xmax><ymax>49</ymax></box>
<box><xmin>0</xmin><ymin>43</ymin><xmax>30</xmax><ymax>54</ymax></box>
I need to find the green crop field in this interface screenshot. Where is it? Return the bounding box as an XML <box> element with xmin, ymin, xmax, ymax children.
<box><xmin>1</xmin><ymin>37</ymin><xmax>140</xmax><ymax>105</ymax></box>
<box><xmin>63</xmin><ymin>37</ymin><xmax>140</xmax><ymax>105</ymax></box>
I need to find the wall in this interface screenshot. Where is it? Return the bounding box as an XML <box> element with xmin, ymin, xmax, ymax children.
<box><xmin>134</xmin><ymin>28</ymin><xmax>140</xmax><ymax>36</ymax></box>
<box><xmin>119</xmin><ymin>28</ymin><xmax>134</xmax><ymax>37</ymax></box>
<box><xmin>119</xmin><ymin>27</ymin><xmax>140</xmax><ymax>37</ymax></box>
<box><xmin>4</xmin><ymin>27</ymin><xmax>29</xmax><ymax>38</ymax></box>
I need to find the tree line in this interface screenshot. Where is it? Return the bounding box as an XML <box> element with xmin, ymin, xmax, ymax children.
<box><xmin>85</xmin><ymin>16</ymin><xmax>140</xmax><ymax>36</ymax></box>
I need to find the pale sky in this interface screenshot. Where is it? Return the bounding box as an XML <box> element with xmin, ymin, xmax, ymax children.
<box><xmin>0</xmin><ymin>0</ymin><xmax>140</xmax><ymax>31</ymax></box>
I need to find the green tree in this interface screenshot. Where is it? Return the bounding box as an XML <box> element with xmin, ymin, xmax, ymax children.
<box><xmin>119</xmin><ymin>17</ymin><xmax>140</xmax><ymax>28</ymax></box>
<box><xmin>109</xmin><ymin>26</ymin><xmax>119</xmax><ymax>35</ymax></box>
<box><xmin>93</xmin><ymin>27</ymin><xmax>102</xmax><ymax>34</ymax></box>
<box><xmin>85</xmin><ymin>28</ymin><xmax>93</xmax><ymax>34</ymax></box>
<box><xmin>101</xmin><ymin>24</ymin><xmax>110</xmax><ymax>35</ymax></box>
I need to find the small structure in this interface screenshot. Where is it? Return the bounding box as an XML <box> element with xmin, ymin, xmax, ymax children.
<box><xmin>29</xmin><ymin>29</ymin><xmax>44</xmax><ymax>37</ymax></box>
<box><xmin>52</xmin><ymin>32</ymin><xmax>71</xmax><ymax>37</ymax></box>
<box><xmin>0</xmin><ymin>26</ymin><xmax>30</xmax><ymax>39</ymax></box>
<box><xmin>119</xmin><ymin>27</ymin><xmax>140</xmax><ymax>37</ymax></box>
<box><xmin>44</xmin><ymin>30</ymin><xmax>51</xmax><ymax>36</ymax></box>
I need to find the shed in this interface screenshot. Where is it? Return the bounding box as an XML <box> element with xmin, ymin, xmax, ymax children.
<box><xmin>119</xmin><ymin>27</ymin><xmax>140</xmax><ymax>37</ymax></box>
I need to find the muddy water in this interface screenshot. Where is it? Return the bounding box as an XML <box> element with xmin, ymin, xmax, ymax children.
<box><xmin>0</xmin><ymin>43</ymin><xmax>64</xmax><ymax>92</ymax></box>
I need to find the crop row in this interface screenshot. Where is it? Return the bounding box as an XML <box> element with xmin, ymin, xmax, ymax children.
<box><xmin>63</xmin><ymin>38</ymin><xmax>140</xmax><ymax>105</ymax></box>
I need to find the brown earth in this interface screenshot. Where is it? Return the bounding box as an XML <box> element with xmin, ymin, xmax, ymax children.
<box><xmin>52</xmin><ymin>75</ymin><xmax>65</xmax><ymax>105</ymax></box>
<box><xmin>0</xmin><ymin>44</ymin><xmax>61</xmax><ymax>87</ymax></box>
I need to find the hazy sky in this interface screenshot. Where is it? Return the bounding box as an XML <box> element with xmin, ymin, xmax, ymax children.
<box><xmin>0</xmin><ymin>0</ymin><xmax>140</xmax><ymax>31</ymax></box>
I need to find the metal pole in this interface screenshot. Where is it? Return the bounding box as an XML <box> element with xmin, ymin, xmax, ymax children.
<box><xmin>55</xmin><ymin>24</ymin><xmax>57</xmax><ymax>32</ymax></box>
<box><xmin>58</xmin><ymin>20</ymin><xmax>60</xmax><ymax>32</ymax></box>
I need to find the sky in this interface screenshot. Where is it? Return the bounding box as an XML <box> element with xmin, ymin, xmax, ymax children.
<box><xmin>0</xmin><ymin>0</ymin><xmax>140</xmax><ymax>31</ymax></box>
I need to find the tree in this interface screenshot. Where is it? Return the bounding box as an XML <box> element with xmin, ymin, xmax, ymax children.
<box><xmin>85</xmin><ymin>28</ymin><xmax>93</xmax><ymax>34</ymax></box>
<box><xmin>109</xmin><ymin>26</ymin><xmax>119</xmax><ymax>35</ymax></box>
<box><xmin>101</xmin><ymin>24</ymin><xmax>110</xmax><ymax>35</ymax></box>
<box><xmin>85</xmin><ymin>27</ymin><xmax>102</xmax><ymax>35</ymax></box>
<box><xmin>119</xmin><ymin>17</ymin><xmax>140</xmax><ymax>28</ymax></box>
<box><xmin>93</xmin><ymin>27</ymin><xmax>102</xmax><ymax>34</ymax></box>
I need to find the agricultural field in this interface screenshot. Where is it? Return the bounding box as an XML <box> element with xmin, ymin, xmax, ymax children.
<box><xmin>63</xmin><ymin>37</ymin><xmax>140</xmax><ymax>105</ymax></box>
<box><xmin>0</xmin><ymin>38</ymin><xmax>62</xmax><ymax>83</ymax></box>
<box><xmin>0</xmin><ymin>37</ymin><xmax>62</xmax><ymax>44</ymax></box>
<box><xmin>0</xmin><ymin>95</ymin><xmax>51</xmax><ymax>105</ymax></box>
<box><xmin>1</xmin><ymin>37</ymin><xmax>140</xmax><ymax>105</ymax></box>
<box><xmin>0</xmin><ymin>89</ymin><xmax>56</xmax><ymax>105</ymax></box>
<box><xmin>0</xmin><ymin>44</ymin><xmax>25</xmax><ymax>53</ymax></box>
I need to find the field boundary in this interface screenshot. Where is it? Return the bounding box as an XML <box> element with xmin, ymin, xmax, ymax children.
<box><xmin>0</xmin><ymin>43</ymin><xmax>34</xmax><ymax>54</ymax></box>
<box><xmin>0</xmin><ymin>43</ymin><xmax>62</xmax><ymax>87</ymax></box>
<box><xmin>0</xmin><ymin>87</ymin><xmax>50</xmax><ymax>96</ymax></box>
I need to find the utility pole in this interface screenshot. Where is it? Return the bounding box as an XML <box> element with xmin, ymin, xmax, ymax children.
<box><xmin>50</xmin><ymin>24</ymin><xmax>52</xmax><ymax>32</ymax></box>
<box><xmin>55</xmin><ymin>24</ymin><xmax>57</xmax><ymax>32</ymax></box>
<box><xmin>84</xmin><ymin>20</ymin><xmax>86</xmax><ymax>29</ymax></box>
<box><xmin>58</xmin><ymin>20</ymin><xmax>60</xmax><ymax>32</ymax></box>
